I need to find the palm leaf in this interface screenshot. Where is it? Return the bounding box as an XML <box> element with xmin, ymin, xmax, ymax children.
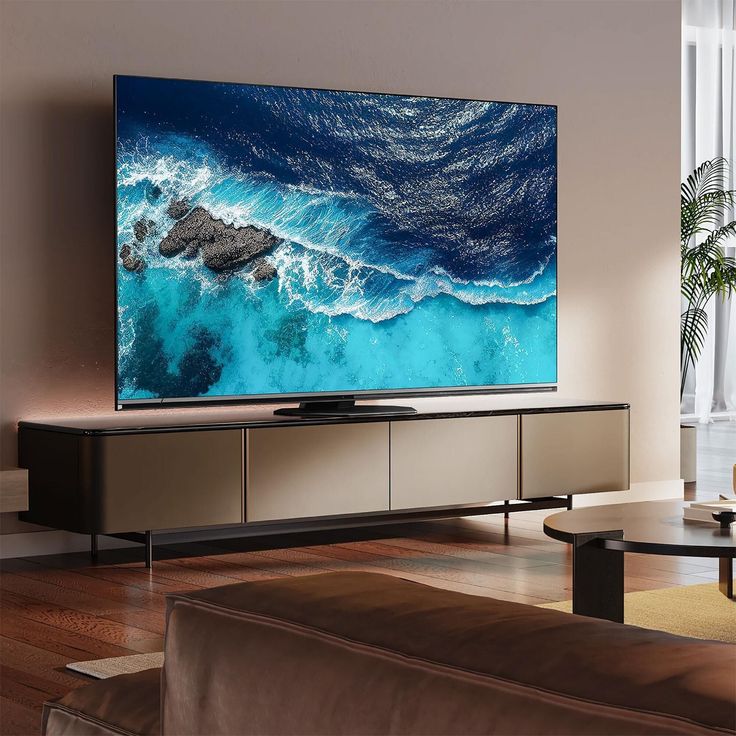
<box><xmin>698</xmin><ymin>221</ymin><xmax>736</xmax><ymax>251</ymax></box>
<box><xmin>680</xmin><ymin>306</ymin><xmax>709</xmax><ymax>398</ymax></box>
<box><xmin>681</xmin><ymin>159</ymin><xmax>736</xmax><ymax>243</ymax></box>
<box><xmin>681</xmin><ymin>306</ymin><xmax>708</xmax><ymax>358</ymax></box>
<box><xmin>682</xmin><ymin>191</ymin><xmax>736</xmax><ymax>240</ymax></box>
<box><xmin>681</xmin><ymin>158</ymin><xmax>729</xmax><ymax>204</ymax></box>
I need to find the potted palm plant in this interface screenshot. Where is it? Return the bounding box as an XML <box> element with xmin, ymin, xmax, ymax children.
<box><xmin>680</xmin><ymin>158</ymin><xmax>736</xmax><ymax>481</ymax></box>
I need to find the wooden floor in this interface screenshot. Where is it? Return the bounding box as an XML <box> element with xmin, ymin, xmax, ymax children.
<box><xmin>1</xmin><ymin>423</ymin><xmax>734</xmax><ymax>736</ymax></box>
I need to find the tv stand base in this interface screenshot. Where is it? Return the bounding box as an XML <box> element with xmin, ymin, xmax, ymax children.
<box><xmin>274</xmin><ymin>400</ymin><xmax>417</xmax><ymax>417</ymax></box>
<box><xmin>102</xmin><ymin>495</ymin><xmax>574</xmax><ymax>568</ymax></box>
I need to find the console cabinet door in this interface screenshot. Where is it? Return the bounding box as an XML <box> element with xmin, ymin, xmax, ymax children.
<box><xmin>520</xmin><ymin>410</ymin><xmax>630</xmax><ymax>498</ymax></box>
<box><xmin>94</xmin><ymin>430</ymin><xmax>243</xmax><ymax>533</ymax></box>
<box><xmin>246</xmin><ymin>423</ymin><xmax>389</xmax><ymax>522</ymax></box>
<box><xmin>390</xmin><ymin>416</ymin><xmax>518</xmax><ymax>510</ymax></box>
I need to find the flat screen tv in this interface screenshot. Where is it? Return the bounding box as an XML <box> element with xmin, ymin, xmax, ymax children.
<box><xmin>115</xmin><ymin>75</ymin><xmax>557</xmax><ymax>414</ymax></box>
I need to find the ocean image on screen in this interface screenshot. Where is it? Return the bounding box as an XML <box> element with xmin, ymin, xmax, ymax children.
<box><xmin>115</xmin><ymin>76</ymin><xmax>557</xmax><ymax>402</ymax></box>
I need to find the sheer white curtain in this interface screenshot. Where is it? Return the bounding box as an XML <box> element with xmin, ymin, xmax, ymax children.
<box><xmin>681</xmin><ymin>0</ymin><xmax>736</xmax><ymax>421</ymax></box>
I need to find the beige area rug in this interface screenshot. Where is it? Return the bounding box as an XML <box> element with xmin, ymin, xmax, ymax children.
<box><xmin>538</xmin><ymin>582</ymin><xmax>736</xmax><ymax>643</ymax></box>
<box><xmin>66</xmin><ymin>651</ymin><xmax>164</xmax><ymax>679</ymax></box>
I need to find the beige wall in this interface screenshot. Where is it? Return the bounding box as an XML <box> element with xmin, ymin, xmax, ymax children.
<box><xmin>0</xmin><ymin>1</ymin><xmax>681</xmax><ymax>537</ymax></box>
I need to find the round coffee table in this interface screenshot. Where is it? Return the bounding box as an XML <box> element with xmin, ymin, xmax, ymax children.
<box><xmin>544</xmin><ymin>500</ymin><xmax>735</xmax><ymax>622</ymax></box>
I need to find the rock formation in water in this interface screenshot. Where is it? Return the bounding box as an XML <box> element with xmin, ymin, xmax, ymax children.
<box><xmin>166</xmin><ymin>198</ymin><xmax>190</xmax><ymax>220</ymax></box>
<box><xmin>119</xmin><ymin>244</ymin><xmax>145</xmax><ymax>273</ymax></box>
<box><xmin>251</xmin><ymin>257</ymin><xmax>278</xmax><ymax>282</ymax></box>
<box><xmin>159</xmin><ymin>206</ymin><xmax>281</xmax><ymax>273</ymax></box>
<box><xmin>134</xmin><ymin>218</ymin><xmax>157</xmax><ymax>242</ymax></box>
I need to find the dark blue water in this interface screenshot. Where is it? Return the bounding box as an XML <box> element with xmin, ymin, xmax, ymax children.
<box><xmin>115</xmin><ymin>76</ymin><xmax>557</xmax><ymax>401</ymax></box>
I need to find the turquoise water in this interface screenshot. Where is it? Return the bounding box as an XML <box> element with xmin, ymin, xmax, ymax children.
<box><xmin>118</xmin><ymin>260</ymin><xmax>556</xmax><ymax>398</ymax></box>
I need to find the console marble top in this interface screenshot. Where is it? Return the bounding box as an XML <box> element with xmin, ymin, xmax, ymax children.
<box><xmin>19</xmin><ymin>395</ymin><xmax>629</xmax><ymax>436</ymax></box>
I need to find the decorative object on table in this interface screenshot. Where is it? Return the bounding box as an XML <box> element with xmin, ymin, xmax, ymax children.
<box><xmin>683</xmin><ymin>497</ymin><xmax>736</xmax><ymax>525</ymax></box>
<box><xmin>713</xmin><ymin>510</ymin><xmax>736</xmax><ymax>529</ymax></box>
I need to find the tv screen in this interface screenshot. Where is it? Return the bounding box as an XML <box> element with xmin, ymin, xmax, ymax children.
<box><xmin>115</xmin><ymin>75</ymin><xmax>557</xmax><ymax>407</ymax></box>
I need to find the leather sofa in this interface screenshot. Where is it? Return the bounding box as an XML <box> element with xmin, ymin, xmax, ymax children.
<box><xmin>43</xmin><ymin>572</ymin><xmax>736</xmax><ymax>735</ymax></box>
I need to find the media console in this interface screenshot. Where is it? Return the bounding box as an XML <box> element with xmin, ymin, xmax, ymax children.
<box><xmin>18</xmin><ymin>397</ymin><xmax>630</xmax><ymax>567</ymax></box>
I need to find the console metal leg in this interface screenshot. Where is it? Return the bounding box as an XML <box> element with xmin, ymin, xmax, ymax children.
<box><xmin>145</xmin><ymin>531</ymin><xmax>153</xmax><ymax>568</ymax></box>
<box><xmin>503</xmin><ymin>500</ymin><xmax>510</xmax><ymax>519</ymax></box>
<box><xmin>90</xmin><ymin>533</ymin><xmax>98</xmax><ymax>561</ymax></box>
<box><xmin>572</xmin><ymin>532</ymin><xmax>624</xmax><ymax>623</ymax></box>
<box><xmin>719</xmin><ymin>557</ymin><xmax>734</xmax><ymax>599</ymax></box>
<box><xmin>567</xmin><ymin>494</ymin><xmax>573</xmax><ymax>510</ymax></box>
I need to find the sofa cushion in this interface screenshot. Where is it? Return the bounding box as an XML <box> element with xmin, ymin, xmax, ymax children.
<box><xmin>164</xmin><ymin>572</ymin><xmax>736</xmax><ymax>735</ymax></box>
<box><xmin>43</xmin><ymin>666</ymin><xmax>161</xmax><ymax>736</ymax></box>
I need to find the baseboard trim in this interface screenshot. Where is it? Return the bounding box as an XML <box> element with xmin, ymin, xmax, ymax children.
<box><xmin>0</xmin><ymin>530</ymin><xmax>138</xmax><ymax>559</ymax></box>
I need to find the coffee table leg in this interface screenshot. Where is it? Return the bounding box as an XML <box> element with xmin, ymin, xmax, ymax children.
<box><xmin>572</xmin><ymin>533</ymin><xmax>624</xmax><ymax>623</ymax></box>
<box><xmin>719</xmin><ymin>558</ymin><xmax>734</xmax><ymax>599</ymax></box>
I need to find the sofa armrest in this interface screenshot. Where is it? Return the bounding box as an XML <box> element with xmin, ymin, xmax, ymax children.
<box><xmin>43</xmin><ymin>667</ymin><xmax>161</xmax><ymax>736</ymax></box>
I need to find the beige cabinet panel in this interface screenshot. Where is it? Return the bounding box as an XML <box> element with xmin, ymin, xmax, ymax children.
<box><xmin>94</xmin><ymin>430</ymin><xmax>243</xmax><ymax>533</ymax></box>
<box><xmin>520</xmin><ymin>410</ymin><xmax>630</xmax><ymax>498</ymax></box>
<box><xmin>390</xmin><ymin>416</ymin><xmax>518</xmax><ymax>510</ymax></box>
<box><xmin>246</xmin><ymin>423</ymin><xmax>389</xmax><ymax>522</ymax></box>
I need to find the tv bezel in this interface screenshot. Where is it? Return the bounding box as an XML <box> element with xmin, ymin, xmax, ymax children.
<box><xmin>114</xmin><ymin>74</ymin><xmax>558</xmax><ymax>410</ymax></box>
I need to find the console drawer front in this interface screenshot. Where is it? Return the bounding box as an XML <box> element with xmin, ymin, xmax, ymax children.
<box><xmin>520</xmin><ymin>409</ymin><xmax>630</xmax><ymax>499</ymax></box>
<box><xmin>390</xmin><ymin>416</ymin><xmax>518</xmax><ymax>510</ymax></box>
<box><xmin>246</xmin><ymin>423</ymin><xmax>389</xmax><ymax>522</ymax></box>
<box><xmin>94</xmin><ymin>430</ymin><xmax>243</xmax><ymax>533</ymax></box>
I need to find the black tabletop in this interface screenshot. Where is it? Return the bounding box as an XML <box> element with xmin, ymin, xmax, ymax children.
<box><xmin>17</xmin><ymin>396</ymin><xmax>628</xmax><ymax>436</ymax></box>
<box><xmin>544</xmin><ymin>500</ymin><xmax>736</xmax><ymax>558</ymax></box>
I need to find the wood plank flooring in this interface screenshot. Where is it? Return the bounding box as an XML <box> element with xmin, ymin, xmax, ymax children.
<box><xmin>1</xmin><ymin>422</ymin><xmax>733</xmax><ymax>735</ymax></box>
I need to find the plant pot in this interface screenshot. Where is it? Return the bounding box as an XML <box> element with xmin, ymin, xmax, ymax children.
<box><xmin>680</xmin><ymin>424</ymin><xmax>697</xmax><ymax>483</ymax></box>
